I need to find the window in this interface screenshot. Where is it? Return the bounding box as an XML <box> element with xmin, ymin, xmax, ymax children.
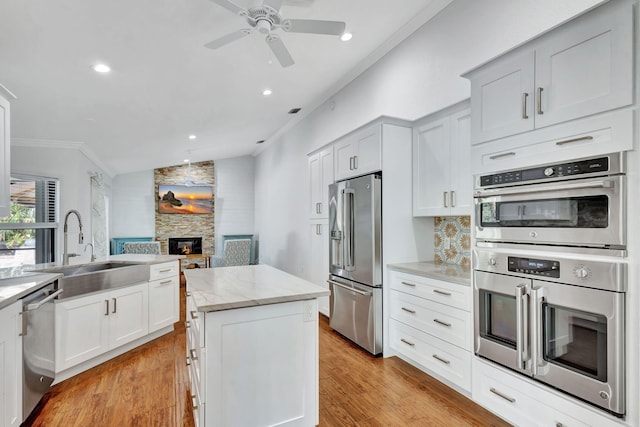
<box><xmin>0</xmin><ymin>175</ymin><xmax>58</xmax><ymax>267</ymax></box>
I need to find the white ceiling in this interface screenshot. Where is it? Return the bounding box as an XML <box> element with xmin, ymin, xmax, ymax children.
<box><xmin>0</xmin><ymin>0</ymin><xmax>446</xmax><ymax>176</ymax></box>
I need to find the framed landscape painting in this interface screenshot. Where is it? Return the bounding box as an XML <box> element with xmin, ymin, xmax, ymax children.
<box><xmin>158</xmin><ymin>184</ymin><xmax>213</xmax><ymax>214</ymax></box>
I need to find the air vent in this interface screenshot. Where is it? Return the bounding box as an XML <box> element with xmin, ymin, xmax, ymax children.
<box><xmin>288</xmin><ymin>108</ymin><xmax>301</xmax><ymax>114</ymax></box>
<box><xmin>256</xmin><ymin>140</ymin><xmax>265</xmax><ymax>144</ymax></box>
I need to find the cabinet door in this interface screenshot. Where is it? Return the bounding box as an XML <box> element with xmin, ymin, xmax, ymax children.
<box><xmin>309</xmin><ymin>221</ymin><xmax>329</xmax><ymax>315</ymax></box>
<box><xmin>109</xmin><ymin>283</ymin><xmax>148</xmax><ymax>349</ymax></box>
<box><xmin>413</xmin><ymin>117</ymin><xmax>451</xmax><ymax>216</ymax></box>
<box><xmin>55</xmin><ymin>293</ymin><xmax>110</xmax><ymax>372</ymax></box>
<box><xmin>334</xmin><ymin>137</ymin><xmax>357</xmax><ymax>181</ymax></box>
<box><xmin>470</xmin><ymin>50</ymin><xmax>535</xmax><ymax>144</ymax></box>
<box><xmin>0</xmin><ymin>93</ymin><xmax>11</xmax><ymax>217</ymax></box>
<box><xmin>534</xmin><ymin>1</ymin><xmax>633</xmax><ymax>129</ymax></box>
<box><xmin>0</xmin><ymin>301</ymin><xmax>22</xmax><ymax>426</ymax></box>
<box><xmin>352</xmin><ymin>125</ymin><xmax>382</xmax><ymax>176</ymax></box>
<box><xmin>308</xmin><ymin>148</ymin><xmax>333</xmax><ymax>219</ymax></box>
<box><xmin>449</xmin><ymin>108</ymin><xmax>472</xmax><ymax>216</ymax></box>
<box><xmin>149</xmin><ymin>276</ymin><xmax>179</xmax><ymax>332</ymax></box>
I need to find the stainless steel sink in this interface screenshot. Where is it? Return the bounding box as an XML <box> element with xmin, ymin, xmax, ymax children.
<box><xmin>32</xmin><ymin>262</ymin><xmax>150</xmax><ymax>299</ymax></box>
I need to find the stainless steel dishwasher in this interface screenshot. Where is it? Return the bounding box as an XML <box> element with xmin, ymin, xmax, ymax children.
<box><xmin>21</xmin><ymin>279</ymin><xmax>62</xmax><ymax>421</ymax></box>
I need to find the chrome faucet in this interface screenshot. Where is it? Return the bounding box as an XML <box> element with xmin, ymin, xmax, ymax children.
<box><xmin>85</xmin><ymin>243</ymin><xmax>96</xmax><ymax>262</ymax></box>
<box><xmin>63</xmin><ymin>210</ymin><xmax>84</xmax><ymax>265</ymax></box>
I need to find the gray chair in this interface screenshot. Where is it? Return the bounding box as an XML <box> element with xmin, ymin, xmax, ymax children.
<box><xmin>223</xmin><ymin>239</ymin><xmax>252</xmax><ymax>266</ymax></box>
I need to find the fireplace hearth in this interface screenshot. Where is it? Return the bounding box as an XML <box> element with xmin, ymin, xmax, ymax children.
<box><xmin>168</xmin><ymin>237</ymin><xmax>202</xmax><ymax>255</ymax></box>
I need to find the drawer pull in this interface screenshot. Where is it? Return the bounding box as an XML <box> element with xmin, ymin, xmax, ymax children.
<box><xmin>536</xmin><ymin>87</ymin><xmax>544</xmax><ymax>115</ymax></box>
<box><xmin>555</xmin><ymin>135</ymin><xmax>594</xmax><ymax>146</ymax></box>
<box><xmin>401</xmin><ymin>307</ymin><xmax>416</xmax><ymax>314</ymax></box>
<box><xmin>105</xmin><ymin>300</ymin><xmax>109</xmax><ymax>316</ymax></box>
<box><xmin>185</xmin><ymin>321</ymin><xmax>191</xmax><ymax>329</ymax></box>
<box><xmin>401</xmin><ymin>281</ymin><xmax>416</xmax><ymax>287</ymax></box>
<box><xmin>191</xmin><ymin>394</ymin><xmax>198</xmax><ymax>410</ymax></box>
<box><xmin>186</xmin><ymin>291</ymin><xmax>191</xmax><ymax>297</ymax></box>
<box><xmin>432</xmin><ymin>354</ymin><xmax>450</xmax><ymax>365</ymax></box>
<box><xmin>433</xmin><ymin>318</ymin><xmax>451</xmax><ymax>327</ymax></box>
<box><xmin>521</xmin><ymin>92</ymin><xmax>529</xmax><ymax>119</ymax></box>
<box><xmin>190</xmin><ymin>349</ymin><xmax>198</xmax><ymax>361</ymax></box>
<box><xmin>159</xmin><ymin>279</ymin><xmax>173</xmax><ymax>285</ymax></box>
<box><xmin>433</xmin><ymin>289</ymin><xmax>451</xmax><ymax>296</ymax></box>
<box><xmin>190</xmin><ymin>310</ymin><xmax>199</xmax><ymax>320</ymax></box>
<box><xmin>490</xmin><ymin>387</ymin><xmax>516</xmax><ymax>403</ymax></box>
<box><xmin>186</xmin><ymin>356</ymin><xmax>191</xmax><ymax>366</ymax></box>
<box><xmin>489</xmin><ymin>152</ymin><xmax>516</xmax><ymax>160</ymax></box>
<box><xmin>400</xmin><ymin>338</ymin><xmax>415</xmax><ymax>347</ymax></box>
<box><xmin>159</xmin><ymin>268</ymin><xmax>172</xmax><ymax>273</ymax></box>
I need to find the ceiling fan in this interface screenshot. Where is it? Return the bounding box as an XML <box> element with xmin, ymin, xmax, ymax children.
<box><xmin>182</xmin><ymin>157</ymin><xmax>210</xmax><ymax>187</ymax></box>
<box><xmin>205</xmin><ymin>0</ymin><xmax>346</xmax><ymax>67</ymax></box>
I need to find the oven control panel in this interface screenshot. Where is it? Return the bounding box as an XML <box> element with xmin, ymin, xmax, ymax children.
<box><xmin>478</xmin><ymin>156</ymin><xmax>610</xmax><ymax>187</ymax></box>
<box><xmin>508</xmin><ymin>256</ymin><xmax>560</xmax><ymax>278</ymax></box>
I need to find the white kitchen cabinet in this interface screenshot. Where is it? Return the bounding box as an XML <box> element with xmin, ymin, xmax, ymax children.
<box><xmin>334</xmin><ymin>124</ymin><xmax>382</xmax><ymax>181</ymax></box>
<box><xmin>309</xmin><ymin>221</ymin><xmax>329</xmax><ymax>316</ymax></box>
<box><xmin>388</xmin><ymin>270</ymin><xmax>472</xmax><ymax>393</ymax></box>
<box><xmin>149</xmin><ymin>261</ymin><xmax>180</xmax><ymax>332</ymax></box>
<box><xmin>465</xmin><ymin>0</ymin><xmax>633</xmax><ymax>145</ymax></box>
<box><xmin>0</xmin><ymin>85</ymin><xmax>16</xmax><ymax>218</ymax></box>
<box><xmin>0</xmin><ymin>301</ymin><xmax>22</xmax><ymax>427</ymax></box>
<box><xmin>55</xmin><ymin>282</ymin><xmax>148</xmax><ymax>372</ymax></box>
<box><xmin>413</xmin><ymin>103</ymin><xmax>471</xmax><ymax>216</ymax></box>
<box><xmin>308</xmin><ymin>146</ymin><xmax>333</xmax><ymax>219</ymax></box>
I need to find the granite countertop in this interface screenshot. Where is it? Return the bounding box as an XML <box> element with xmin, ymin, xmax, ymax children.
<box><xmin>388</xmin><ymin>261</ymin><xmax>471</xmax><ymax>286</ymax></box>
<box><xmin>185</xmin><ymin>264</ymin><xmax>330</xmax><ymax>312</ymax></box>
<box><xmin>0</xmin><ymin>272</ymin><xmax>63</xmax><ymax>310</ymax></box>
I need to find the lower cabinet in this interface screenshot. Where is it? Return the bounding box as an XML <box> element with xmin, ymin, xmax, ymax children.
<box><xmin>55</xmin><ymin>283</ymin><xmax>149</xmax><ymax>372</ymax></box>
<box><xmin>0</xmin><ymin>300</ymin><xmax>22</xmax><ymax>427</ymax></box>
<box><xmin>388</xmin><ymin>270</ymin><xmax>472</xmax><ymax>393</ymax></box>
<box><xmin>149</xmin><ymin>276</ymin><xmax>179</xmax><ymax>332</ymax></box>
<box><xmin>309</xmin><ymin>221</ymin><xmax>329</xmax><ymax>315</ymax></box>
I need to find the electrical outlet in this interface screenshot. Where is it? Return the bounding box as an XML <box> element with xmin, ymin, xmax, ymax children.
<box><xmin>303</xmin><ymin>301</ymin><xmax>315</xmax><ymax>322</ymax></box>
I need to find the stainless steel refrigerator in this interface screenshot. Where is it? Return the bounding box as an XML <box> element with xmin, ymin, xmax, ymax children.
<box><xmin>328</xmin><ymin>173</ymin><xmax>382</xmax><ymax>355</ymax></box>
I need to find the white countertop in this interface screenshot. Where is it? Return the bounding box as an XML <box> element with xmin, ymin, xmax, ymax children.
<box><xmin>0</xmin><ymin>272</ymin><xmax>63</xmax><ymax>310</ymax></box>
<box><xmin>185</xmin><ymin>264</ymin><xmax>330</xmax><ymax>312</ymax></box>
<box><xmin>387</xmin><ymin>261</ymin><xmax>471</xmax><ymax>286</ymax></box>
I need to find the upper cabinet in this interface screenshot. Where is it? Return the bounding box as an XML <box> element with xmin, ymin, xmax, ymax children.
<box><xmin>413</xmin><ymin>102</ymin><xmax>471</xmax><ymax>217</ymax></box>
<box><xmin>0</xmin><ymin>84</ymin><xmax>17</xmax><ymax>218</ymax></box>
<box><xmin>334</xmin><ymin>124</ymin><xmax>382</xmax><ymax>181</ymax></box>
<box><xmin>308</xmin><ymin>146</ymin><xmax>333</xmax><ymax>219</ymax></box>
<box><xmin>464</xmin><ymin>0</ymin><xmax>633</xmax><ymax>145</ymax></box>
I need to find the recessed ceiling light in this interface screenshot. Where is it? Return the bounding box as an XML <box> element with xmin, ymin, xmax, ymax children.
<box><xmin>341</xmin><ymin>32</ymin><xmax>353</xmax><ymax>42</ymax></box>
<box><xmin>262</xmin><ymin>89</ymin><xmax>272</xmax><ymax>96</ymax></box>
<box><xmin>92</xmin><ymin>63</ymin><xmax>111</xmax><ymax>73</ymax></box>
<box><xmin>188</xmin><ymin>134</ymin><xmax>197</xmax><ymax>140</ymax></box>
<box><xmin>256</xmin><ymin>140</ymin><xmax>265</xmax><ymax>144</ymax></box>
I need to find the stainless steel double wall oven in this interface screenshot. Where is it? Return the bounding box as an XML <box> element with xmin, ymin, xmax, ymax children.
<box><xmin>473</xmin><ymin>153</ymin><xmax>627</xmax><ymax>416</ymax></box>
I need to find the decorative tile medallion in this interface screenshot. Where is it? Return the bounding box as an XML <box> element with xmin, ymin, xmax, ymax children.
<box><xmin>434</xmin><ymin>216</ymin><xmax>471</xmax><ymax>265</ymax></box>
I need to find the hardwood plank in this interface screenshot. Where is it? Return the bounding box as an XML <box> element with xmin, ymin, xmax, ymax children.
<box><xmin>27</xmin><ymin>286</ymin><xmax>510</xmax><ymax>426</ymax></box>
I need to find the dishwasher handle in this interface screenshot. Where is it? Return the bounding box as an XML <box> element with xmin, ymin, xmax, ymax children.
<box><xmin>328</xmin><ymin>279</ymin><xmax>372</xmax><ymax>296</ymax></box>
<box><xmin>26</xmin><ymin>289</ymin><xmax>64</xmax><ymax>311</ymax></box>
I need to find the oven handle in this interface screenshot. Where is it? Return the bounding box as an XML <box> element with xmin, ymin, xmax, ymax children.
<box><xmin>474</xmin><ymin>179</ymin><xmax>614</xmax><ymax>199</ymax></box>
<box><xmin>531</xmin><ymin>287</ymin><xmax>547</xmax><ymax>376</ymax></box>
<box><xmin>516</xmin><ymin>284</ymin><xmax>529</xmax><ymax>370</ymax></box>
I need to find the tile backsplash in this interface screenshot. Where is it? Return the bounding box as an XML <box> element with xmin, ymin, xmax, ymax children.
<box><xmin>434</xmin><ymin>216</ymin><xmax>471</xmax><ymax>267</ymax></box>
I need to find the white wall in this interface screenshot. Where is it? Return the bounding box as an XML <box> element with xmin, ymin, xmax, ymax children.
<box><xmin>11</xmin><ymin>143</ymin><xmax>112</xmax><ymax>264</ymax></box>
<box><xmin>254</xmin><ymin>0</ymin><xmax>603</xmax><ymax>276</ymax></box>
<box><xmin>214</xmin><ymin>155</ymin><xmax>255</xmax><ymax>256</ymax></box>
<box><xmin>111</xmin><ymin>170</ymin><xmax>155</xmax><ymax>238</ymax></box>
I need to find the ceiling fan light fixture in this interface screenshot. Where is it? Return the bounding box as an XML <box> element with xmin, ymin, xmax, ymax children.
<box><xmin>341</xmin><ymin>32</ymin><xmax>352</xmax><ymax>42</ymax></box>
<box><xmin>92</xmin><ymin>63</ymin><xmax>111</xmax><ymax>73</ymax></box>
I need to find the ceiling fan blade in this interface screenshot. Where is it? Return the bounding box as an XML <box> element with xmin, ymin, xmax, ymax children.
<box><xmin>263</xmin><ymin>0</ymin><xmax>284</xmax><ymax>13</ymax></box>
<box><xmin>209</xmin><ymin>0</ymin><xmax>247</xmax><ymax>15</ymax></box>
<box><xmin>204</xmin><ymin>29</ymin><xmax>252</xmax><ymax>49</ymax></box>
<box><xmin>283</xmin><ymin>19</ymin><xmax>346</xmax><ymax>36</ymax></box>
<box><xmin>265</xmin><ymin>36</ymin><xmax>294</xmax><ymax>68</ymax></box>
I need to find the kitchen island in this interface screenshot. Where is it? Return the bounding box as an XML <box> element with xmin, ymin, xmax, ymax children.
<box><xmin>184</xmin><ymin>264</ymin><xmax>330</xmax><ymax>427</ymax></box>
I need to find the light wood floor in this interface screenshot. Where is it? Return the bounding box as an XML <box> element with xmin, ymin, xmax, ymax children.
<box><xmin>26</xmin><ymin>286</ymin><xmax>510</xmax><ymax>426</ymax></box>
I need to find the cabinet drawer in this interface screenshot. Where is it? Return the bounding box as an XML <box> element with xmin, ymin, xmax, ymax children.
<box><xmin>389</xmin><ymin>271</ymin><xmax>470</xmax><ymax>311</ymax></box>
<box><xmin>149</xmin><ymin>261</ymin><xmax>179</xmax><ymax>281</ymax></box>
<box><xmin>390</xmin><ymin>290</ymin><xmax>471</xmax><ymax>350</ymax></box>
<box><xmin>188</xmin><ymin>361</ymin><xmax>205</xmax><ymax>427</ymax></box>
<box><xmin>390</xmin><ymin>319</ymin><xmax>471</xmax><ymax>392</ymax></box>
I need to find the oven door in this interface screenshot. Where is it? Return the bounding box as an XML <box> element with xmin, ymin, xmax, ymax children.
<box><xmin>474</xmin><ymin>270</ymin><xmax>532</xmax><ymax>376</ymax></box>
<box><xmin>475</xmin><ymin>175</ymin><xmax>624</xmax><ymax>248</ymax></box>
<box><xmin>531</xmin><ymin>280</ymin><xmax>625</xmax><ymax>416</ymax></box>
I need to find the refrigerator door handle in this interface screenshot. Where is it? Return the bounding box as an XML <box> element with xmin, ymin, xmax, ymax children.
<box><xmin>344</xmin><ymin>188</ymin><xmax>355</xmax><ymax>271</ymax></box>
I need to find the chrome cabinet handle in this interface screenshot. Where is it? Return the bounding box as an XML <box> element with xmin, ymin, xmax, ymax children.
<box><xmin>190</xmin><ymin>310</ymin><xmax>199</xmax><ymax>319</ymax></box>
<box><xmin>159</xmin><ymin>268</ymin><xmax>172</xmax><ymax>273</ymax></box>
<box><xmin>191</xmin><ymin>394</ymin><xmax>198</xmax><ymax>410</ymax></box>
<box><xmin>105</xmin><ymin>300</ymin><xmax>109</xmax><ymax>316</ymax></box>
<box><xmin>490</xmin><ymin>387</ymin><xmax>516</xmax><ymax>403</ymax></box>
<box><xmin>400</xmin><ymin>338</ymin><xmax>415</xmax><ymax>347</ymax></box>
<box><xmin>19</xmin><ymin>312</ymin><xmax>27</xmax><ymax>337</ymax></box>
<box><xmin>353</xmin><ymin>156</ymin><xmax>358</xmax><ymax>169</ymax></box>
<box><xmin>186</xmin><ymin>356</ymin><xmax>191</xmax><ymax>366</ymax></box>
<box><xmin>112</xmin><ymin>298</ymin><xmax>117</xmax><ymax>314</ymax></box>
<box><xmin>450</xmin><ymin>190</ymin><xmax>456</xmax><ymax>208</ymax></box>
<box><xmin>536</xmin><ymin>87</ymin><xmax>544</xmax><ymax>114</ymax></box>
<box><xmin>433</xmin><ymin>289</ymin><xmax>451</xmax><ymax>296</ymax></box>
<box><xmin>349</xmin><ymin>156</ymin><xmax>354</xmax><ymax>170</ymax></box>
<box><xmin>159</xmin><ymin>279</ymin><xmax>173</xmax><ymax>285</ymax></box>
<box><xmin>433</xmin><ymin>318</ymin><xmax>451</xmax><ymax>327</ymax></box>
<box><xmin>401</xmin><ymin>307</ymin><xmax>416</xmax><ymax>314</ymax></box>
<box><xmin>555</xmin><ymin>136</ymin><xmax>594</xmax><ymax>146</ymax></box>
<box><xmin>432</xmin><ymin>354</ymin><xmax>450</xmax><ymax>365</ymax></box>
<box><xmin>315</xmin><ymin>202</ymin><xmax>321</xmax><ymax>214</ymax></box>
<box><xmin>190</xmin><ymin>349</ymin><xmax>198</xmax><ymax>361</ymax></box>
<box><xmin>489</xmin><ymin>152</ymin><xmax>516</xmax><ymax>160</ymax></box>
<box><xmin>522</xmin><ymin>92</ymin><xmax>529</xmax><ymax>119</ymax></box>
<box><xmin>316</xmin><ymin>224</ymin><xmax>321</xmax><ymax>235</ymax></box>
<box><xmin>443</xmin><ymin>191</ymin><xmax>448</xmax><ymax>208</ymax></box>
<box><xmin>401</xmin><ymin>281</ymin><xmax>416</xmax><ymax>287</ymax></box>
